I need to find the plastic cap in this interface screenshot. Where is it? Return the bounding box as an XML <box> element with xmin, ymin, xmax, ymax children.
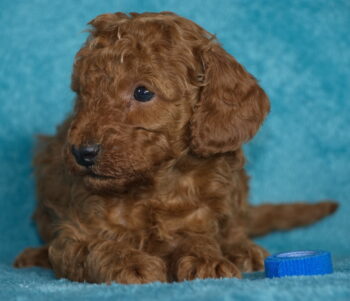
<box><xmin>264</xmin><ymin>250</ymin><xmax>333</xmax><ymax>278</ymax></box>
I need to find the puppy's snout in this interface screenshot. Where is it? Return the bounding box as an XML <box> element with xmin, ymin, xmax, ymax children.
<box><xmin>71</xmin><ymin>144</ymin><xmax>100</xmax><ymax>167</ymax></box>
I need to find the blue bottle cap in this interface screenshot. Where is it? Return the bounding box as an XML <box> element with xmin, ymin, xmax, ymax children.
<box><xmin>264</xmin><ymin>250</ymin><xmax>333</xmax><ymax>278</ymax></box>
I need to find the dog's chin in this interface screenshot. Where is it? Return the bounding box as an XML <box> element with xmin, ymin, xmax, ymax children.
<box><xmin>82</xmin><ymin>171</ymin><xmax>151</xmax><ymax>194</ymax></box>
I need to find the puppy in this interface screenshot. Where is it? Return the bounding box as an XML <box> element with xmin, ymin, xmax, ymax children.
<box><xmin>14</xmin><ymin>12</ymin><xmax>337</xmax><ymax>284</ymax></box>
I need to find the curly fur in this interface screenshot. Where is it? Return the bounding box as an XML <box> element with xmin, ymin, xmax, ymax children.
<box><xmin>14</xmin><ymin>12</ymin><xmax>338</xmax><ymax>284</ymax></box>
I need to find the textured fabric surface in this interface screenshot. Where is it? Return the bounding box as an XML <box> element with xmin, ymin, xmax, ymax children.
<box><xmin>0</xmin><ymin>0</ymin><xmax>349</xmax><ymax>300</ymax></box>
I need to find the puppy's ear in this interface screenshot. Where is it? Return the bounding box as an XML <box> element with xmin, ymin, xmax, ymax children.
<box><xmin>190</xmin><ymin>43</ymin><xmax>270</xmax><ymax>157</ymax></box>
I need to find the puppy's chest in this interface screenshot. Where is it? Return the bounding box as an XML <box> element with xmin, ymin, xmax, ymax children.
<box><xmin>106</xmin><ymin>200</ymin><xmax>218</xmax><ymax>236</ymax></box>
<box><xmin>107</xmin><ymin>201</ymin><xmax>147</xmax><ymax>230</ymax></box>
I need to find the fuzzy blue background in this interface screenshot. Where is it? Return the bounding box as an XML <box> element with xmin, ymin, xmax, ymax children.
<box><xmin>0</xmin><ymin>0</ymin><xmax>349</xmax><ymax>300</ymax></box>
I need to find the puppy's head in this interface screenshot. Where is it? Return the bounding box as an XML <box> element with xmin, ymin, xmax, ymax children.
<box><xmin>66</xmin><ymin>12</ymin><xmax>269</xmax><ymax>192</ymax></box>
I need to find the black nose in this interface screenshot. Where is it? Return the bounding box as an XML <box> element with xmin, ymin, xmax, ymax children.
<box><xmin>71</xmin><ymin>144</ymin><xmax>100</xmax><ymax>167</ymax></box>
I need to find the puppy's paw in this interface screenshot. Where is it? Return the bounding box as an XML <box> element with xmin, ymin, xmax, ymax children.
<box><xmin>13</xmin><ymin>246</ymin><xmax>51</xmax><ymax>269</ymax></box>
<box><xmin>110</xmin><ymin>253</ymin><xmax>167</xmax><ymax>284</ymax></box>
<box><xmin>176</xmin><ymin>255</ymin><xmax>241</xmax><ymax>281</ymax></box>
<box><xmin>226</xmin><ymin>242</ymin><xmax>269</xmax><ymax>272</ymax></box>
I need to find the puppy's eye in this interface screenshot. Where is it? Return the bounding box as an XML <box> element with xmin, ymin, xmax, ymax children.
<box><xmin>133</xmin><ymin>86</ymin><xmax>155</xmax><ymax>102</ymax></box>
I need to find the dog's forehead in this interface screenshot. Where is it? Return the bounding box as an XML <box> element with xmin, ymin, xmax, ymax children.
<box><xmin>87</xmin><ymin>15</ymin><xmax>202</xmax><ymax>62</ymax></box>
<box><xmin>117</xmin><ymin>14</ymin><xmax>203</xmax><ymax>43</ymax></box>
<box><xmin>80</xmin><ymin>23</ymin><xmax>197</xmax><ymax>95</ymax></box>
<box><xmin>72</xmin><ymin>14</ymin><xmax>206</xmax><ymax>101</ymax></box>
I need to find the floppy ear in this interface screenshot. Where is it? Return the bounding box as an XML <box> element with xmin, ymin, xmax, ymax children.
<box><xmin>190</xmin><ymin>42</ymin><xmax>270</xmax><ymax>157</ymax></box>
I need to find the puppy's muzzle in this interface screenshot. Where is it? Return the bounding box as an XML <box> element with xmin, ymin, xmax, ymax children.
<box><xmin>71</xmin><ymin>144</ymin><xmax>100</xmax><ymax>167</ymax></box>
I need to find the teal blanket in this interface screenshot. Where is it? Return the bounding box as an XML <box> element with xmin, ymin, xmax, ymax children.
<box><xmin>0</xmin><ymin>0</ymin><xmax>349</xmax><ymax>300</ymax></box>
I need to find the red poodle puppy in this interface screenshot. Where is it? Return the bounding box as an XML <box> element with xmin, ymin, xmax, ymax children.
<box><xmin>14</xmin><ymin>12</ymin><xmax>337</xmax><ymax>284</ymax></box>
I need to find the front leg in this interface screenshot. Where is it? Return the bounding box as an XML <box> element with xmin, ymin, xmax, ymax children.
<box><xmin>49</xmin><ymin>236</ymin><xmax>167</xmax><ymax>284</ymax></box>
<box><xmin>221</xmin><ymin>229</ymin><xmax>269</xmax><ymax>272</ymax></box>
<box><xmin>170</xmin><ymin>234</ymin><xmax>241</xmax><ymax>281</ymax></box>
